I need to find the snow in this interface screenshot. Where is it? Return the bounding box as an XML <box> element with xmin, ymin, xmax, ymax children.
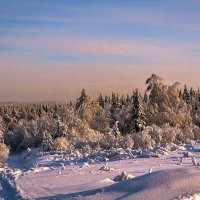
<box><xmin>0</xmin><ymin>144</ymin><xmax>200</xmax><ymax>199</ymax></box>
<box><xmin>76</xmin><ymin>168</ymin><xmax>200</xmax><ymax>200</ymax></box>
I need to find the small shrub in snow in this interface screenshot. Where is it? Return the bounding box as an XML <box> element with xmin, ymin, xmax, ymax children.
<box><xmin>81</xmin><ymin>162</ymin><xmax>90</xmax><ymax>168</ymax></box>
<box><xmin>52</xmin><ymin>137</ymin><xmax>73</xmax><ymax>152</ymax></box>
<box><xmin>182</xmin><ymin>126</ymin><xmax>195</xmax><ymax>143</ymax></box>
<box><xmin>177</xmin><ymin>146</ymin><xmax>186</xmax><ymax>151</ymax></box>
<box><xmin>193</xmin><ymin>128</ymin><xmax>200</xmax><ymax>141</ymax></box>
<box><xmin>0</xmin><ymin>143</ymin><xmax>9</xmax><ymax>167</ymax></box>
<box><xmin>154</xmin><ymin>147</ymin><xmax>169</xmax><ymax>156</ymax></box>
<box><xmin>138</xmin><ymin>149</ymin><xmax>159</xmax><ymax>158</ymax></box>
<box><xmin>100</xmin><ymin>132</ymin><xmax>119</xmax><ymax>149</ymax></box>
<box><xmin>161</xmin><ymin>124</ymin><xmax>177</xmax><ymax>145</ymax></box>
<box><xmin>113</xmin><ymin>171</ymin><xmax>134</xmax><ymax>182</ymax></box>
<box><xmin>132</xmin><ymin>132</ymin><xmax>155</xmax><ymax>149</ymax></box>
<box><xmin>163</xmin><ymin>143</ymin><xmax>178</xmax><ymax>151</ymax></box>
<box><xmin>87</xmin><ymin>159</ymin><xmax>95</xmax><ymax>164</ymax></box>
<box><xmin>118</xmin><ymin>135</ymin><xmax>134</xmax><ymax>150</ymax></box>
<box><xmin>99</xmin><ymin>166</ymin><xmax>115</xmax><ymax>172</ymax></box>
<box><xmin>143</xmin><ymin>125</ymin><xmax>162</xmax><ymax>146</ymax></box>
<box><xmin>173</xmin><ymin>193</ymin><xmax>200</xmax><ymax>200</ymax></box>
<box><xmin>183</xmin><ymin>151</ymin><xmax>193</xmax><ymax>158</ymax></box>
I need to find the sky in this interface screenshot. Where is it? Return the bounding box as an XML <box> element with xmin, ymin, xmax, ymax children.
<box><xmin>1</xmin><ymin>0</ymin><xmax>200</xmax><ymax>102</ymax></box>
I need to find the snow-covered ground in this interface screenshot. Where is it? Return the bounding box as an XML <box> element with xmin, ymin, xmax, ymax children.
<box><xmin>1</xmin><ymin>143</ymin><xmax>200</xmax><ymax>200</ymax></box>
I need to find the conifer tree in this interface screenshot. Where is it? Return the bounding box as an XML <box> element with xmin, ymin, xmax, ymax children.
<box><xmin>120</xmin><ymin>95</ymin><xmax>126</xmax><ymax>106</ymax></box>
<box><xmin>130</xmin><ymin>89</ymin><xmax>146</xmax><ymax>133</ymax></box>
<box><xmin>182</xmin><ymin>85</ymin><xmax>190</xmax><ymax>104</ymax></box>
<box><xmin>190</xmin><ymin>87</ymin><xmax>196</xmax><ymax>103</ymax></box>
<box><xmin>179</xmin><ymin>89</ymin><xmax>182</xmax><ymax>98</ymax></box>
<box><xmin>98</xmin><ymin>93</ymin><xmax>105</xmax><ymax>108</ymax></box>
<box><xmin>42</xmin><ymin>130</ymin><xmax>53</xmax><ymax>151</ymax></box>
<box><xmin>69</xmin><ymin>101</ymin><xmax>73</xmax><ymax>107</ymax></box>
<box><xmin>110</xmin><ymin>93</ymin><xmax>121</xmax><ymax>126</ymax></box>
<box><xmin>75</xmin><ymin>89</ymin><xmax>95</xmax><ymax>124</ymax></box>
<box><xmin>56</xmin><ymin>120</ymin><xmax>68</xmax><ymax>138</ymax></box>
<box><xmin>104</xmin><ymin>95</ymin><xmax>109</xmax><ymax>104</ymax></box>
<box><xmin>111</xmin><ymin>93</ymin><xmax>120</xmax><ymax>109</ymax></box>
<box><xmin>111</xmin><ymin>121</ymin><xmax>120</xmax><ymax>137</ymax></box>
<box><xmin>196</xmin><ymin>87</ymin><xmax>200</xmax><ymax>102</ymax></box>
<box><xmin>90</xmin><ymin>107</ymin><xmax>109</xmax><ymax>133</ymax></box>
<box><xmin>143</xmin><ymin>91</ymin><xmax>148</xmax><ymax>104</ymax></box>
<box><xmin>126</xmin><ymin>94</ymin><xmax>131</xmax><ymax>105</ymax></box>
<box><xmin>75</xmin><ymin>88</ymin><xmax>92</xmax><ymax>111</ymax></box>
<box><xmin>0</xmin><ymin>123</ymin><xmax>4</xmax><ymax>143</ymax></box>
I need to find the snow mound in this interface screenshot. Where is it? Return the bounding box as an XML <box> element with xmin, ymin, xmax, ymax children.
<box><xmin>97</xmin><ymin>178</ymin><xmax>115</xmax><ymax>184</ymax></box>
<box><xmin>31</xmin><ymin>166</ymin><xmax>51</xmax><ymax>173</ymax></box>
<box><xmin>62</xmin><ymin>168</ymin><xmax>200</xmax><ymax>200</ymax></box>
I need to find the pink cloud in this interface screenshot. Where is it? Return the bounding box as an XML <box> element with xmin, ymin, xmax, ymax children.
<box><xmin>1</xmin><ymin>37</ymin><xmax>200</xmax><ymax>67</ymax></box>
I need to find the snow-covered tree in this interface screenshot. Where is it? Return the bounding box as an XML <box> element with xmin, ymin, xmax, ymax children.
<box><xmin>143</xmin><ymin>91</ymin><xmax>148</xmax><ymax>104</ymax></box>
<box><xmin>111</xmin><ymin>121</ymin><xmax>120</xmax><ymax>137</ymax></box>
<box><xmin>0</xmin><ymin>117</ymin><xmax>4</xmax><ymax>143</ymax></box>
<box><xmin>182</xmin><ymin>85</ymin><xmax>190</xmax><ymax>104</ymax></box>
<box><xmin>126</xmin><ymin>94</ymin><xmax>131</xmax><ymax>105</ymax></box>
<box><xmin>130</xmin><ymin>89</ymin><xmax>146</xmax><ymax>133</ymax></box>
<box><xmin>90</xmin><ymin>106</ymin><xmax>109</xmax><ymax>133</ymax></box>
<box><xmin>145</xmin><ymin>74</ymin><xmax>191</xmax><ymax>128</ymax></box>
<box><xmin>0</xmin><ymin>143</ymin><xmax>9</xmax><ymax>167</ymax></box>
<box><xmin>42</xmin><ymin>130</ymin><xmax>53</xmax><ymax>151</ymax></box>
<box><xmin>98</xmin><ymin>93</ymin><xmax>105</xmax><ymax>108</ymax></box>
<box><xmin>75</xmin><ymin>88</ymin><xmax>92</xmax><ymax>111</ymax></box>
<box><xmin>55</xmin><ymin>120</ymin><xmax>68</xmax><ymax>138</ymax></box>
<box><xmin>110</xmin><ymin>93</ymin><xmax>121</xmax><ymax>126</ymax></box>
<box><xmin>75</xmin><ymin>89</ymin><xmax>94</xmax><ymax>124</ymax></box>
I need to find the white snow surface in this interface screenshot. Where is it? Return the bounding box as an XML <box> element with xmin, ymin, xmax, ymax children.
<box><xmin>1</xmin><ymin>143</ymin><xmax>200</xmax><ymax>200</ymax></box>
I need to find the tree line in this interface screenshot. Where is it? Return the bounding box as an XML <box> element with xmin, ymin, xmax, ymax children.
<box><xmin>1</xmin><ymin>74</ymin><xmax>200</xmax><ymax>153</ymax></box>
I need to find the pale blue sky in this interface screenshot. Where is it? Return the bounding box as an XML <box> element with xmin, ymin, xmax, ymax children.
<box><xmin>0</xmin><ymin>0</ymin><xmax>200</xmax><ymax>101</ymax></box>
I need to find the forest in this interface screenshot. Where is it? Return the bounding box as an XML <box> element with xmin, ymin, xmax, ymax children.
<box><xmin>1</xmin><ymin>74</ymin><xmax>200</xmax><ymax>166</ymax></box>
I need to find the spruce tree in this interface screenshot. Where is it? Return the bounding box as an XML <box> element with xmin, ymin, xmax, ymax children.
<box><xmin>126</xmin><ymin>94</ymin><xmax>131</xmax><ymax>105</ymax></box>
<box><xmin>98</xmin><ymin>93</ymin><xmax>105</xmax><ymax>108</ymax></box>
<box><xmin>110</xmin><ymin>93</ymin><xmax>121</xmax><ymax>126</ymax></box>
<box><xmin>143</xmin><ymin>91</ymin><xmax>148</xmax><ymax>104</ymax></box>
<box><xmin>75</xmin><ymin>89</ymin><xmax>94</xmax><ymax>124</ymax></box>
<box><xmin>75</xmin><ymin>88</ymin><xmax>92</xmax><ymax>111</ymax></box>
<box><xmin>104</xmin><ymin>95</ymin><xmax>109</xmax><ymax>104</ymax></box>
<box><xmin>130</xmin><ymin>89</ymin><xmax>146</xmax><ymax>133</ymax></box>
<box><xmin>120</xmin><ymin>95</ymin><xmax>126</xmax><ymax>106</ymax></box>
<box><xmin>179</xmin><ymin>89</ymin><xmax>182</xmax><ymax>98</ymax></box>
<box><xmin>42</xmin><ymin>131</ymin><xmax>53</xmax><ymax>151</ymax></box>
<box><xmin>190</xmin><ymin>87</ymin><xmax>196</xmax><ymax>103</ymax></box>
<box><xmin>56</xmin><ymin>120</ymin><xmax>68</xmax><ymax>138</ymax></box>
<box><xmin>111</xmin><ymin>93</ymin><xmax>120</xmax><ymax>109</ymax></box>
<box><xmin>182</xmin><ymin>85</ymin><xmax>190</xmax><ymax>104</ymax></box>
<box><xmin>90</xmin><ymin>107</ymin><xmax>109</xmax><ymax>133</ymax></box>
<box><xmin>197</xmin><ymin>87</ymin><xmax>200</xmax><ymax>102</ymax></box>
<box><xmin>111</xmin><ymin>121</ymin><xmax>120</xmax><ymax>137</ymax></box>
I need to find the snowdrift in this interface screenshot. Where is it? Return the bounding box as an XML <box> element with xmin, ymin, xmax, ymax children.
<box><xmin>37</xmin><ymin>168</ymin><xmax>200</xmax><ymax>200</ymax></box>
